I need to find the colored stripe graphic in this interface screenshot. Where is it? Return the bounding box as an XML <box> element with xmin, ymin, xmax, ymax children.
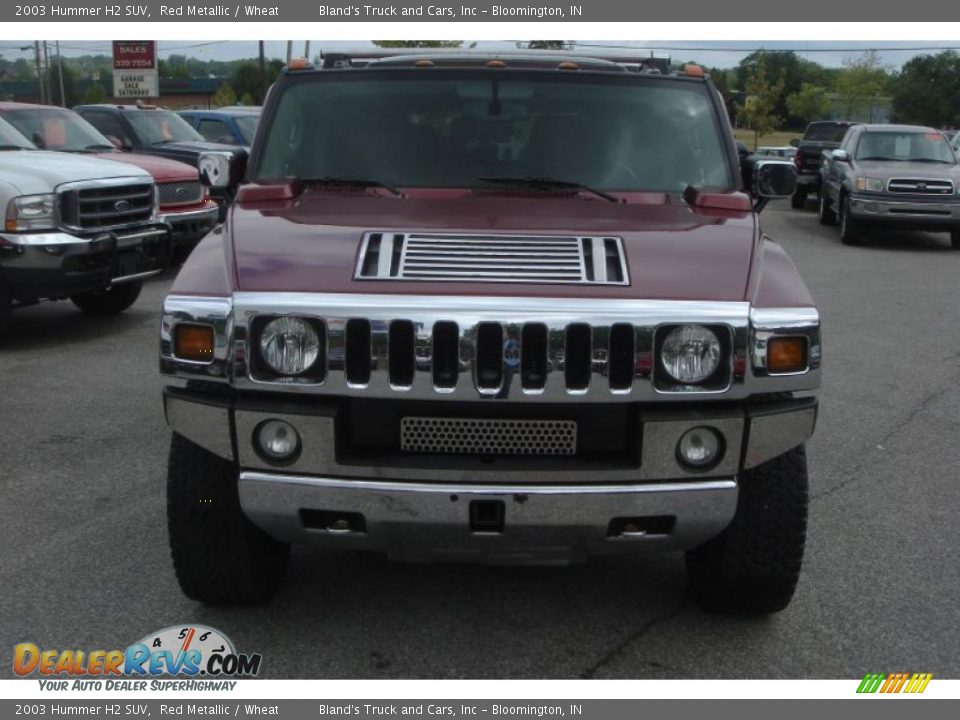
<box><xmin>857</xmin><ymin>672</ymin><xmax>932</xmax><ymax>694</ymax></box>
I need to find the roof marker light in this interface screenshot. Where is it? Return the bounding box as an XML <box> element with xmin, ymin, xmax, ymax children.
<box><xmin>414</xmin><ymin>59</ymin><xmax>435</xmax><ymax>68</ymax></box>
<box><xmin>557</xmin><ymin>61</ymin><xmax>580</xmax><ymax>70</ymax></box>
<box><xmin>486</xmin><ymin>59</ymin><xmax>507</xmax><ymax>68</ymax></box>
<box><xmin>684</xmin><ymin>63</ymin><xmax>705</xmax><ymax>77</ymax></box>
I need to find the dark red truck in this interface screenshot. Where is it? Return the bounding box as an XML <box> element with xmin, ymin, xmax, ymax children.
<box><xmin>159</xmin><ymin>50</ymin><xmax>821</xmax><ymax>614</ymax></box>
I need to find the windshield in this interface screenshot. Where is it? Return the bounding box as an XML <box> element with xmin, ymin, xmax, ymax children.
<box><xmin>255</xmin><ymin>72</ymin><xmax>733</xmax><ymax>192</ymax></box>
<box><xmin>855</xmin><ymin>131</ymin><xmax>956</xmax><ymax>163</ymax></box>
<box><xmin>2</xmin><ymin>107</ymin><xmax>114</xmax><ymax>152</ymax></box>
<box><xmin>126</xmin><ymin>110</ymin><xmax>204</xmax><ymax>144</ymax></box>
<box><xmin>0</xmin><ymin>116</ymin><xmax>35</xmax><ymax>149</ymax></box>
<box><xmin>234</xmin><ymin>115</ymin><xmax>259</xmax><ymax>144</ymax></box>
<box><xmin>805</xmin><ymin>123</ymin><xmax>850</xmax><ymax>142</ymax></box>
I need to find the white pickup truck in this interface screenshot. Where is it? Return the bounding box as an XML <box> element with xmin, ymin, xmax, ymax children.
<box><xmin>0</xmin><ymin>117</ymin><xmax>168</xmax><ymax>338</ymax></box>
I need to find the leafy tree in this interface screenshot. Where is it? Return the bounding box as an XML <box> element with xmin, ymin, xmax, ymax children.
<box><xmin>212</xmin><ymin>83</ymin><xmax>237</xmax><ymax>107</ymax></box>
<box><xmin>735</xmin><ymin>50</ymin><xmax>803</xmax><ymax>125</ymax></box>
<box><xmin>229</xmin><ymin>59</ymin><xmax>283</xmax><ymax>104</ymax></box>
<box><xmin>46</xmin><ymin>58</ymin><xmax>80</xmax><ymax>107</ymax></box>
<box><xmin>786</xmin><ymin>83</ymin><xmax>831</xmax><ymax>124</ymax></box>
<box><xmin>82</xmin><ymin>82</ymin><xmax>108</xmax><ymax>104</ymax></box>
<box><xmin>892</xmin><ymin>51</ymin><xmax>960</xmax><ymax>128</ymax></box>
<box><xmin>372</xmin><ymin>41</ymin><xmax>463</xmax><ymax>48</ymax></box>
<box><xmin>240</xmin><ymin>92</ymin><xmax>256</xmax><ymax>106</ymax></box>
<box><xmin>739</xmin><ymin>53</ymin><xmax>785</xmax><ymax>149</ymax></box>
<box><xmin>834</xmin><ymin>50</ymin><xmax>891</xmax><ymax>122</ymax></box>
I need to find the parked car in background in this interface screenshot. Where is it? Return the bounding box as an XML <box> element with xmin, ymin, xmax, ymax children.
<box><xmin>791</xmin><ymin>120</ymin><xmax>858</xmax><ymax>209</ymax></box>
<box><xmin>818</xmin><ymin>123</ymin><xmax>960</xmax><ymax>248</ymax></box>
<box><xmin>161</xmin><ymin>52</ymin><xmax>820</xmax><ymax>616</ymax></box>
<box><xmin>178</xmin><ymin>107</ymin><xmax>261</xmax><ymax>149</ymax></box>
<box><xmin>0</xmin><ymin>103</ymin><xmax>218</xmax><ymax>261</ymax></box>
<box><xmin>0</xmin><ymin>117</ymin><xmax>167</xmax><ymax>338</ymax></box>
<box><xmin>756</xmin><ymin>146</ymin><xmax>797</xmax><ymax>159</ymax></box>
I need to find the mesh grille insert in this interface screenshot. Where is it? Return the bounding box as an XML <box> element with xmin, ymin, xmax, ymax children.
<box><xmin>401</xmin><ymin>417</ymin><xmax>577</xmax><ymax>456</ymax></box>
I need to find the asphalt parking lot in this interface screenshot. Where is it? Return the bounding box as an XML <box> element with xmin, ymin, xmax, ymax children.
<box><xmin>2</xmin><ymin>200</ymin><xmax>959</xmax><ymax>679</ymax></box>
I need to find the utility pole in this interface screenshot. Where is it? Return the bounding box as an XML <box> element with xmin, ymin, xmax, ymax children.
<box><xmin>258</xmin><ymin>41</ymin><xmax>266</xmax><ymax>103</ymax></box>
<box><xmin>303</xmin><ymin>41</ymin><xmax>310</xmax><ymax>62</ymax></box>
<box><xmin>34</xmin><ymin>41</ymin><xmax>45</xmax><ymax>104</ymax></box>
<box><xmin>55</xmin><ymin>41</ymin><xmax>65</xmax><ymax>106</ymax></box>
<box><xmin>286</xmin><ymin>41</ymin><xmax>292</xmax><ymax>64</ymax></box>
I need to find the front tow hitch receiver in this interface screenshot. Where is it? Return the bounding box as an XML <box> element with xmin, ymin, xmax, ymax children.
<box><xmin>608</xmin><ymin>516</ymin><xmax>676</xmax><ymax>539</ymax></box>
<box><xmin>299</xmin><ymin>509</ymin><xmax>367</xmax><ymax>534</ymax></box>
<box><xmin>469</xmin><ymin>500</ymin><xmax>506</xmax><ymax>534</ymax></box>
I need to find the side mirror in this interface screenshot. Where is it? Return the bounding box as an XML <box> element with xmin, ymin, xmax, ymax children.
<box><xmin>736</xmin><ymin>142</ymin><xmax>751</xmax><ymax>159</ymax></box>
<box><xmin>198</xmin><ymin>149</ymin><xmax>247</xmax><ymax>190</ymax></box>
<box><xmin>789</xmin><ymin>138</ymin><xmax>800</xmax><ymax>148</ymax></box>
<box><xmin>831</xmin><ymin>149</ymin><xmax>850</xmax><ymax>162</ymax></box>
<box><xmin>753</xmin><ymin>159</ymin><xmax>798</xmax><ymax>199</ymax></box>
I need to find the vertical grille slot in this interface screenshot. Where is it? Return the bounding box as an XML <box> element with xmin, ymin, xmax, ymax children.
<box><xmin>432</xmin><ymin>321</ymin><xmax>459</xmax><ymax>389</ymax></box>
<box><xmin>521</xmin><ymin>323</ymin><xmax>548</xmax><ymax>390</ymax></box>
<box><xmin>345</xmin><ymin>319</ymin><xmax>371</xmax><ymax>385</ymax></box>
<box><xmin>565</xmin><ymin>324</ymin><xmax>592</xmax><ymax>391</ymax></box>
<box><xmin>475</xmin><ymin>323</ymin><xmax>504</xmax><ymax>391</ymax></box>
<box><xmin>581</xmin><ymin>238</ymin><xmax>595</xmax><ymax>281</ymax></box>
<box><xmin>608</xmin><ymin>323</ymin><xmax>635</xmax><ymax>391</ymax></box>
<box><xmin>360</xmin><ymin>234</ymin><xmax>382</xmax><ymax>276</ymax></box>
<box><xmin>388</xmin><ymin>320</ymin><xmax>415</xmax><ymax>387</ymax></box>
<box><xmin>605</xmin><ymin>239</ymin><xmax>624</xmax><ymax>283</ymax></box>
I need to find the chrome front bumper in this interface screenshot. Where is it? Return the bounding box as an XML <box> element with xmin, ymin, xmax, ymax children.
<box><xmin>159</xmin><ymin>203</ymin><xmax>219</xmax><ymax>244</ymax></box>
<box><xmin>165</xmin><ymin>390</ymin><xmax>816</xmax><ymax>559</ymax></box>
<box><xmin>848</xmin><ymin>195</ymin><xmax>960</xmax><ymax>224</ymax></box>
<box><xmin>238</xmin><ymin>472</ymin><xmax>738</xmax><ymax>562</ymax></box>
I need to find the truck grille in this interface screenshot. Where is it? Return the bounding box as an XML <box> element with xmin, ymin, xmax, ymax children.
<box><xmin>355</xmin><ymin>232</ymin><xmax>629</xmax><ymax>285</ymax></box>
<box><xmin>59</xmin><ymin>181</ymin><xmax>155</xmax><ymax>231</ymax></box>
<box><xmin>887</xmin><ymin>178</ymin><xmax>954</xmax><ymax>195</ymax></box>
<box><xmin>401</xmin><ymin>417</ymin><xmax>577</xmax><ymax>455</ymax></box>
<box><xmin>158</xmin><ymin>181</ymin><xmax>202</xmax><ymax>207</ymax></box>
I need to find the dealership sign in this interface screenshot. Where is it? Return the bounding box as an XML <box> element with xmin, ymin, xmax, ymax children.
<box><xmin>112</xmin><ymin>41</ymin><xmax>158</xmax><ymax>98</ymax></box>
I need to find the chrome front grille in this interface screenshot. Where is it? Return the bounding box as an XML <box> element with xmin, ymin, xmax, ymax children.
<box><xmin>59</xmin><ymin>180</ymin><xmax>155</xmax><ymax>231</ymax></box>
<box><xmin>887</xmin><ymin>178</ymin><xmax>954</xmax><ymax>195</ymax></box>
<box><xmin>158</xmin><ymin>181</ymin><xmax>202</xmax><ymax>206</ymax></box>
<box><xmin>230</xmin><ymin>294</ymin><xmax>761</xmax><ymax>402</ymax></box>
<box><xmin>355</xmin><ymin>232</ymin><xmax>629</xmax><ymax>285</ymax></box>
<box><xmin>401</xmin><ymin>417</ymin><xmax>577</xmax><ymax>455</ymax></box>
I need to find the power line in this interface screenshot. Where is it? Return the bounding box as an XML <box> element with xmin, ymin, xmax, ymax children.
<box><xmin>571</xmin><ymin>41</ymin><xmax>960</xmax><ymax>53</ymax></box>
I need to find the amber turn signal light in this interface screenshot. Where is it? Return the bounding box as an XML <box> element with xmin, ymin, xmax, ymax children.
<box><xmin>174</xmin><ymin>324</ymin><xmax>214</xmax><ymax>362</ymax></box>
<box><xmin>767</xmin><ymin>337</ymin><xmax>807</xmax><ymax>374</ymax></box>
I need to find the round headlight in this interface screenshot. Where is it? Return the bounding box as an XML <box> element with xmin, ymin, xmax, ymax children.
<box><xmin>255</xmin><ymin>419</ymin><xmax>301</xmax><ymax>464</ymax></box>
<box><xmin>660</xmin><ymin>325</ymin><xmax>721</xmax><ymax>384</ymax></box>
<box><xmin>260</xmin><ymin>317</ymin><xmax>320</xmax><ymax>375</ymax></box>
<box><xmin>676</xmin><ymin>426</ymin><xmax>723</xmax><ymax>469</ymax></box>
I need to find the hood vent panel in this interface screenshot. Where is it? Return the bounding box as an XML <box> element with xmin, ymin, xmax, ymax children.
<box><xmin>355</xmin><ymin>232</ymin><xmax>628</xmax><ymax>285</ymax></box>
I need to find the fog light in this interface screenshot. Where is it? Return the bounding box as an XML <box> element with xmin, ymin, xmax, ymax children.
<box><xmin>676</xmin><ymin>427</ymin><xmax>723</xmax><ymax>469</ymax></box>
<box><xmin>255</xmin><ymin>420</ymin><xmax>301</xmax><ymax>464</ymax></box>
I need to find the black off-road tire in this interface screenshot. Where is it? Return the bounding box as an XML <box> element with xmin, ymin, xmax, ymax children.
<box><xmin>790</xmin><ymin>189</ymin><xmax>807</xmax><ymax>209</ymax></box>
<box><xmin>818</xmin><ymin>189</ymin><xmax>837</xmax><ymax>225</ymax></box>
<box><xmin>70</xmin><ymin>282</ymin><xmax>142</xmax><ymax>315</ymax></box>
<box><xmin>839</xmin><ymin>194</ymin><xmax>862</xmax><ymax>245</ymax></box>
<box><xmin>0</xmin><ymin>280</ymin><xmax>11</xmax><ymax>342</ymax></box>
<box><xmin>167</xmin><ymin>433</ymin><xmax>290</xmax><ymax>605</ymax></box>
<box><xmin>951</xmin><ymin>231</ymin><xmax>960</xmax><ymax>250</ymax></box>
<box><xmin>685</xmin><ymin>445</ymin><xmax>808</xmax><ymax>615</ymax></box>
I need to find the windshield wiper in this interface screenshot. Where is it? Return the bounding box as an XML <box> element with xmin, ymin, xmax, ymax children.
<box><xmin>299</xmin><ymin>177</ymin><xmax>402</xmax><ymax>197</ymax></box>
<box><xmin>477</xmin><ymin>176</ymin><xmax>619</xmax><ymax>203</ymax></box>
<box><xmin>857</xmin><ymin>156</ymin><xmax>898</xmax><ymax>161</ymax></box>
<box><xmin>83</xmin><ymin>143</ymin><xmax>117</xmax><ymax>151</ymax></box>
<box><xmin>910</xmin><ymin>158</ymin><xmax>952</xmax><ymax>163</ymax></box>
<box><xmin>0</xmin><ymin>144</ymin><xmax>27</xmax><ymax>151</ymax></box>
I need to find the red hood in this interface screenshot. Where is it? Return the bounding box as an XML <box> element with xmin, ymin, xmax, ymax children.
<box><xmin>92</xmin><ymin>151</ymin><xmax>197</xmax><ymax>182</ymax></box>
<box><xmin>228</xmin><ymin>190</ymin><xmax>757</xmax><ymax>302</ymax></box>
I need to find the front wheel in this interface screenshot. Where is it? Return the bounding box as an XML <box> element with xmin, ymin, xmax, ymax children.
<box><xmin>790</xmin><ymin>189</ymin><xmax>807</xmax><ymax>210</ymax></box>
<box><xmin>818</xmin><ymin>189</ymin><xmax>837</xmax><ymax>225</ymax></box>
<box><xmin>71</xmin><ymin>282</ymin><xmax>142</xmax><ymax>315</ymax></box>
<box><xmin>686</xmin><ymin>445</ymin><xmax>808</xmax><ymax>615</ymax></box>
<box><xmin>839</xmin><ymin>194</ymin><xmax>862</xmax><ymax>245</ymax></box>
<box><xmin>167</xmin><ymin>434</ymin><xmax>290</xmax><ymax>604</ymax></box>
<box><xmin>951</xmin><ymin>231</ymin><xmax>960</xmax><ymax>250</ymax></box>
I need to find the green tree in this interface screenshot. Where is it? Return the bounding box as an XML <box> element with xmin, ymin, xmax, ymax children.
<box><xmin>892</xmin><ymin>51</ymin><xmax>960</xmax><ymax>128</ymax></box>
<box><xmin>735</xmin><ymin>50</ymin><xmax>803</xmax><ymax>125</ymax></box>
<box><xmin>212</xmin><ymin>83</ymin><xmax>237</xmax><ymax>107</ymax></box>
<box><xmin>835</xmin><ymin>50</ymin><xmax>891</xmax><ymax>122</ymax></box>
<box><xmin>82</xmin><ymin>81</ymin><xmax>108</xmax><ymax>104</ymax></box>
<box><xmin>786</xmin><ymin>83</ymin><xmax>831</xmax><ymax>124</ymax></box>
<box><xmin>372</xmin><ymin>41</ymin><xmax>463</xmax><ymax>48</ymax></box>
<box><xmin>229</xmin><ymin>59</ymin><xmax>283</xmax><ymax>104</ymax></box>
<box><xmin>739</xmin><ymin>53</ymin><xmax>786</xmax><ymax>149</ymax></box>
<box><xmin>46</xmin><ymin>58</ymin><xmax>80</xmax><ymax>107</ymax></box>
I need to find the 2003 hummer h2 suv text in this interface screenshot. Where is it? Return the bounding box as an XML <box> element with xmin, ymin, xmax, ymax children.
<box><xmin>160</xmin><ymin>50</ymin><xmax>820</xmax><ymax>615</ymax></box>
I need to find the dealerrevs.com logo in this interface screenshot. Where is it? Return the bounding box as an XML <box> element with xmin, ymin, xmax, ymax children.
<box><xmin>14</xmin><ymin>625</ymin><xmax>262</xmax><ymax>690</ymax></box>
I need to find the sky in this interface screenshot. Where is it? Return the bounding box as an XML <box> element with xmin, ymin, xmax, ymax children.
<box><xmin>2</xmin><ymin>40</ymin><xmax>960</xmax><ymax>69</ymax></box>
